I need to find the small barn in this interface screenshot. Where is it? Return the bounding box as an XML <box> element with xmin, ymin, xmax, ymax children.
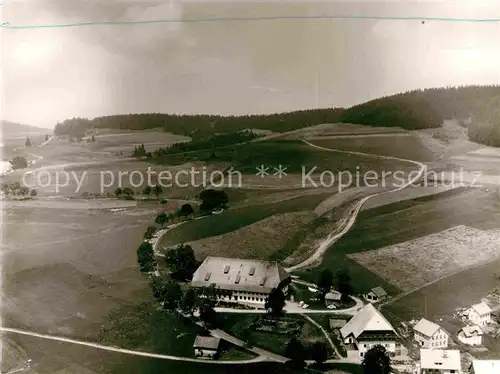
<box><xmin>325</xmin><ymin>291</ymin><xmax>342</xmax><ymax>306</ymax></box>
<box><xmin>193</xmin><ymin>336</ymin><xmax>220</xmax><ymax>359</ymax></box>
<box><xmin>364</xmin><ymin>286</ymin><xmax>388</xmax><ymax>303</ymax></box>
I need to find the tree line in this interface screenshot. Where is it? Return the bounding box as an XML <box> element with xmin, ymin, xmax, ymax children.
<box><xmin>53</xmin><ymin>86</ymin><xmax>500</xmax><ymax>143</ymax></box>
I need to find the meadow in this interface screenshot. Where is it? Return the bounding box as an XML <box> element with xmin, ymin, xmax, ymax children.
<box><xmin>217</xmin><ymin>313</ymin><xmax>332</xmax><ymax>360</ymax></box>
<box><xmin>296</xmin><ymin>187</ymin><xmax>500</xmax><ymax>295</ymax></box>
<box><xmin>152</xmin><ymin>139</ymin><xmax>411</xmax><ymax>174</ymax></box>
<box><xmin>159</xmin><ymin>193</ymin><xmax>330</xmax><ymax>250</ymax></box>
<box><xmin>308</xmin><ymin>134</ymin><xmax>434</xmax><ymax>162</ymax></box>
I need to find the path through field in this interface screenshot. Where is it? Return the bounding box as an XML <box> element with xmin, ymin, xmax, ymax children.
<box><xmin>0</xmin><ymin>327</ymin><xmax>268</xmax><ymax>365</ymax></box>
<box><xmin>285</xmin><ymin>140</ymin><xmax>426</xmax><ymax>272</ymax></box>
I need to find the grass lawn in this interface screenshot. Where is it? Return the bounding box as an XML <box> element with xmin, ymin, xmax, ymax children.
<box><xmin>297</xmin><ymin>187</ymin><xmax>500</xmax><ymax>295</ymax></box>
<box><xmin>98</xmin><ymin>301</ymin><xmax>205</xmax><ymax>357</ymax></box>
<box><xmin>309</xmin><ymin>134</ymin><xmax>434</xmax><ymax>162</ymax></box>
<box><xmin>383</xmin><ymin>255</ymin><xmax>500</xmax><ymax>325</ymax></box>
<box><xmin>322</xmin><ymin>363</ymin><xmax>363</xmax><ymax>374</ymax></box>
<box><xmin>310</xmin><ymin>315</ymin><xmax>351</xmax><ymax>358</ymax></box>
<box><xmin>217</xmin><ymin>313</ymin><xmax>331</xmax><ymax>359</ymax></box>
<box><xmin>218</xmin><ymin>342</ymin><xmax>257</xmax><ymax>361</ymax></box>
<box><xmin>152</xmin><ymin>139</ymin><xmax>410</xmax><ymax>174</ymax></box>
<box><xmin>160</xmin><ymin>193</ymin><xmax>330</xmax><ymax>248</ymax></box>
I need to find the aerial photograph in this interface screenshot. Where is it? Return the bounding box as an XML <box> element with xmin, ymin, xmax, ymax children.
<box><xmin>1</xmin><ymin>1</ymin><xmax>500</xmax><ymax>373</ymax></box>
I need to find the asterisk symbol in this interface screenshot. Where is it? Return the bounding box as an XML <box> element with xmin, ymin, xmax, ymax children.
<box><xmin>256</xmin><ymin>165</ymin><xmax>269</xmax><ymax>178</ymax></box>
<box><xmin>273</xmin><ymin>165</ymin><xmax>287</xmax><ymax>178</ymax></box>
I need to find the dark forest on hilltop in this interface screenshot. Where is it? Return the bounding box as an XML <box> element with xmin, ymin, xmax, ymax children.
<box><xmin>53</xmin><ymin>85</ymin><xmax>500</xmax><ymax>146</ymax></box>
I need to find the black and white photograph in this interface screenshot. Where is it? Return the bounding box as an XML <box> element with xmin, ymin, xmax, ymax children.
<box><xmin>1</xmin><ymin>1</ymin><xmax>500</xmax><ymax>373</ymax></box>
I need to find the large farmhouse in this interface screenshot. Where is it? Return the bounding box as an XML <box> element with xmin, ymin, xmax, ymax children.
<box><xmin>340</xmin><ymin>304</ymin><xmax>398</xmax><ymax>359</ymax></box>
<box><xmin>191</xmin><ymin>256</ymin><xmax>291</xmax><ymax>308</ymax></box>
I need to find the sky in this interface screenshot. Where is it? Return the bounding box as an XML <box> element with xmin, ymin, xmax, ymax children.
<box><xmin>1</xmin><ymin>1</ymin><xmax>500</xmax><ymax>128</ymax></box>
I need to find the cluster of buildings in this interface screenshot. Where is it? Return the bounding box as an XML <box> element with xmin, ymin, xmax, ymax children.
<box><xmin>332</xmin><ymin>298</ymin><xmax>498</xmax><ymax>372</ymax></box>
<box><xmin>410</xmin><ymin>300</ymin><xmax>497</xmax><ymax>373</ymax></box>
<box><xmin>188</xmin><ymin>256</ymin><xmax>500</xmax><ymax>371</ymax></box>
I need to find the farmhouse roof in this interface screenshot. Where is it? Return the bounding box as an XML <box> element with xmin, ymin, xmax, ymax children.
<box><xmin>340</xmin><ymin>304</ymin><xmax>394</xmax><ymax>339</ymax></box>
<box><xmin>193</xmin><ymin>336</ymin><xmax>220</xmax><ymax>350</ymax></box>
<box><xmin>459</xmin><ymin>325</ymin><xmax>483</xmax><ymax>337</ymax></box>
<box><xmin>325</xmin><ymin>291</ymin><xmax>342</xmax><ymax>301</ymax></box>
<box><xmin>413</xmin><ymin>318</ymin><xmax>442</xmax><ymax>337</ymax></box>
<box><xmin>470</xmin><ymin>301</ymin><xmax>492</xmax><ymax>315</ymax></box>
<box><xmin>420</xmin><ymin>349</ymin><xmax>461</xmax><ymax>371</ymax></box>
<box><xmin>191</xmin><ymin>256</ymin><xmax>290</xmax><ymax>293</ymax></box>
<box><xmin>470</xmin><ymin>360</ymin><xmax>500</xmax><ymax>374</ymax></box>
<box><xmin>329</xmin><ymin>319</ymin><xmax>347</xmax><ymax>329</ymax></box>
<box><xmin>369</xmin><ymin>286</ymin><xmax>387</xmax><ymax>298</ymax></box>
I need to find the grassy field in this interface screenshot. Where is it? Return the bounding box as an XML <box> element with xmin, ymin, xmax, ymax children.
<box><xmin>349</xmin><ymin>225</ymin><xmax>500</xmax><ymax>292</ymax></box>
<box><xmin>159</xmin><ymin>193</ymin><xmax>330</xmax><ymax>250</ymax></box>
<box><xmin>297</xmin><ymin>187</ymin><xmax>500</xmax><ymax>295</ymax></box>
<box><xmin>152</xmin><ymin>139</ymin><xmax>411</xmax><ymax>174</ymax></box>
<box><xmin>1</xmin><ymin>205</ymin><xmax>163</xmax><ymax>339</ymax></box>
<box><xmin>98</xmin><ymin>302</ymin><xmax>205</xmax><ymax>356</ymax></box>
<box><xmin>185</xmin><ymin>211</ymin><xmax>314</xmax><ymax>261</ymax></box>
<box><xmin>383</xmin><ymin>256</ymin><xmax>500</xmax><ymax>325</ymax></box>
<box><xmin>217</xmin><ymin>313</ymin><xmax>331</xmax><ymax>359</ymax></box>
<box><xmin>4</xmin><ymin>333</ymin><xmax>308</xmax><ymax>374</ymax></box>
<box><xmin>308</xmin><ymin>134</ymin><xmax>434</xmax><ymax>162</ymax></box>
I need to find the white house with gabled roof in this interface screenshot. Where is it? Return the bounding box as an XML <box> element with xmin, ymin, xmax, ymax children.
<box><xmin>413</xmin><ymin>318</ymin><xmax>449</xmax><ymax>349</ymax></box>
<box><xmin>419</xmin><ymin>349</ymin><xmax>461</xmax><ymax>373</ymax></box>
<box><xmin>466</xmin><ymin>301</ymin><xmax>491</xmax><ymax>327</ymax></box>
<box><xmin>340</xmin><ymin>304</ymin><xmax>398</xmax><ymax>358</ymax></box>
<box><xmin>469</xmin><ymin>360</ymin><xmax>500</xmax><ymax>374</ymax></box>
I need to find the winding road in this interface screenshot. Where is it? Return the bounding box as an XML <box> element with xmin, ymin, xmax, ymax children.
<box><xmin>0</xmin><ymin>327</ymin><xmax>267</xmax><ymax>365</ymax></box>
<box><xmin>284</xmin><ymin>139</ymin><xmax>426</xmax><ymax>273</ymax></box>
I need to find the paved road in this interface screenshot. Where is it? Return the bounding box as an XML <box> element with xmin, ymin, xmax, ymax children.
<box><xmin>0</xmin><ymin>327</ymin><xmax>267</xmax><ymax>365</ymax></box>
<box><xmin>284</xmin><ymin>139</ymin><xmax>426</xmax><ymax>273</ymax></box>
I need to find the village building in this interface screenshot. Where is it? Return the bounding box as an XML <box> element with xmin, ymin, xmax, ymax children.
<box><xmin>457</xmin><ymin>325</ymin><xmax>483</xmax><ymax>346</ymax></box>
<box><xmin>191</xmin><ymin>256</ymin><xmax>291</xmax><ymax>309</ymax></box>
<box><xmin>419</xmin><ymin>349</ymin><xmax>461</xmax><ymax>374</ymax></box>
<box><xmin>329</xmin><ymin>318</ymin><xmax>348</xmax><ymax>330</ymax></box>
<box><xmin>340</xmin><ymin>304</ymin><xmax>398</xmax><ymax>358</ymax></box>
<box><xmin>325</xmin><ymin>290</ymin><xmax>342</xmax><ymax>306</ymax></box>
<box><xmin>364</xmin><ymin>286</ymin><xmax>388</xmax><ymax>303</ymax></box>
<box><xmin>466</xmin><ymin>302</ymin><xmax>491</xmax><ymax>327</ymax></box>
<box><xmin>413</xmin><ymin>318</ymin><xmax>449</xmax><ymax>349</ymax></box>
<box><xmin>469</xmin><ymin>360</ymin><xmax>500</xmax><ymax>374</ymax></box>
<box><xmin>193</xmin><ymin>336</ymin><xmax>220</xmax><ymax>359</ymax></box>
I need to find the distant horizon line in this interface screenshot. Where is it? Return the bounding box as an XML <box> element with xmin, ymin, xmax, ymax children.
<box><xmin>3</xmin><ymin>83</ymin><xmax>499</xmax><ymax>128</ymax></box>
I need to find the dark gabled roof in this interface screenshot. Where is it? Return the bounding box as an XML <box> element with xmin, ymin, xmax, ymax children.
<box><xmin>370</xmin><ymin>286</ymin><xmax>387</xmax><ymax>297</ymax></box>
<box><xmin>193</xmin><ymin>336</ymin><xmax>220</xmax><ymax>350</ymax></box>
<box><xmin>191</xmin><ymin>256</ymin><xmax>290</xmax><ymax>293</ymax></box>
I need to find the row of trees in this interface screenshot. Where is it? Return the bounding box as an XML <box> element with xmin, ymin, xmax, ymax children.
<box><xmin>155</xmin><ymin>204</ymin><xmax>194</xmax><ymax>226</ymax></box>
<box><xmin>52</xmin><ymin>86</ymin><xmax>500</xmax><ymax>141</ymax></box>
<box><xmin>114</xmin><ymin>185</ymin><xmax>163</xmax><ymax>199</ymax></box>
<box><xmin>1</xmin><ymin>182</ymin><xmax>37</xmax><ymax>197</ymax></box>
<box><xmin>152</xmin><ymin>130</ymin><xmax>258</xmax><ymax>157</ymax></box>
<box><xmin>467</xmin><ymin>96</ymin><xmax>500</xmax><ymax>146</ymax></box>
<box><xmin>150</xmin><ymin>276</ymin><xmax>218</xmax><ymax>326</ymax></box>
